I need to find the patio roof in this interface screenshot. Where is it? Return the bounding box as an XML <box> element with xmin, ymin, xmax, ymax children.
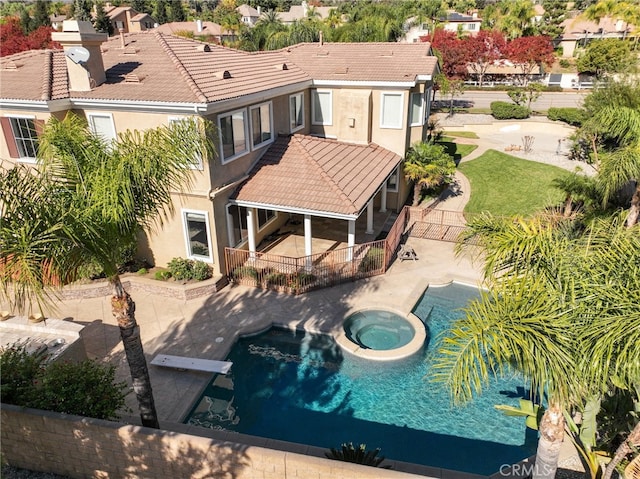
<box><xmin>231</xmin><ymin>134</ymin><xmax>402</xmax><ymax>219</ymax></box>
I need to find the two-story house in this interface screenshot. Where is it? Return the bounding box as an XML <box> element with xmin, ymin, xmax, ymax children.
<box><xmin>0</xmin><ymin>21</ymin><xmax>439</xmax><ymax>279</ymax></box>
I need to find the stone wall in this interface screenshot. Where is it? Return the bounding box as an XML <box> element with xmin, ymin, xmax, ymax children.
<box><xmin>1</xmin><ymin>405</ymin><xmax>431</xmax><ymax>479</ymax></box>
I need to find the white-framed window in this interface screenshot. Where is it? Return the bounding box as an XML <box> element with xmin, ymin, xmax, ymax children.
<box><xmin>87</xmin><ymin>113</ymin><xmax>117</xmax><ymax>143</ymax></box>
<box><xmin>380</xmin><ymin>92</ymin><xmax>404</xmax><ymax>129</ymax></box>
<box><xmin>289</xmin><ymin>92</ymin><xmax>304</xmax><ymax>133</ymax></box>
<box><xmin>168</xmin><ymin>116</ymin><xmax>203</xmax><ymax>170</ymax></box>
<box><xmin>467</xmin><ymin>23</ymin><xmax>477</xmax><ymax>31</ymax></box>
<box><xmin>5</xmin><ymin>116</ymin><xmax>39</xmax><ymax>162</ymax></box>
<box><xmin>182</xmin><ymin>209</ymin><xmax>213</xmax><ymax>262</ymax></box>
<box><xmin>249</xmin><ymin>102</ymin><xmax>274</xmax><ymax>150</ymax></box>
<box><xmin>409</xmin><ymin>92</ymin><xmax>424</xmax><ymax>126</ymax></box>
<box><xmin>218</xmin><ymin>109</ymin><xmax>248</xmax><ymax>163</ymax></box>
<box><xmin>257</xmin><ymin>208</ymin><xmax>276</xmax><ymax>229</ymax></box>
<box><xmin>386</xmin><ymin>166</ymin><xmax>399</xmax><ymax>192</ymax></box>
<box><xmin>227</xmin><ymin>204</ymin><xmax>248</xmax><ymax>247</ymax></box>
<box><xmin>312</xmin><ymin>89</ymin><xmax>332</xmax><ymax>125</ymax></box>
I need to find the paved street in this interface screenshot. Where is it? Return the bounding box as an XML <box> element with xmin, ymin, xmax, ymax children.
<box><xmin>436</xmin><ymin>90</ymin><xmax>589</xmax><ymax>110</ymax></box>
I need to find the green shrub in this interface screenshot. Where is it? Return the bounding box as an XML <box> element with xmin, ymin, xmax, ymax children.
<box><xmin>137</xmin><ymin>268</ymin><xmax>148</xmax><ymax>275</ymax></box>
<box><xmin>559</xmin><ymin>59</ymin><xmax>571</xmax><ymax>68</ymax></box>
<box><xmin>325</xmin><ymin>443</ymin><xmax>390</xmax><ymax>469</ymax></box>
<box><xmin>547</xmin><ymin>107</ymin><xmax>586</xmax><ymax>126</ymax></box>
<box><xmin>545</xmin><ymin>85</ymin><xmax>563</xmax><ymax>92</ymax></box>
<box><xmin>167</xmin><ymin>257</ymin><xmax>193</xmax><ymax>281</ymax></box>
<box><xmin>0</xmin><ymin>343</ymin><xmax>128</xmax><ymax>420</ymax></box>
<box><xmin>232</xmin><ymin>266</ymin><xmax>258</xmax><ymax>281</ymax></box>
<box><xmin>490</xmin><ymin>101</ymin><xmax>530</xmax><ymax>119</ymax></box>
<box><xmin>154</xmin><ymin>269</ymin><xmax>172</xmax><ymax>281</ymax></box>
<box><xmin>192</xmin><ymin>260</ymin><xmax>212</xmax><ymax>281</ymax></box>
<box><xmin>264</xmin><ymin>272</ymin><xmax>287</xmax><ymax>287</ymax></box>
<box><xmin>359</xmin><ymin>247</ymin><xmax>385</xmax><ymax>272</ymax></box>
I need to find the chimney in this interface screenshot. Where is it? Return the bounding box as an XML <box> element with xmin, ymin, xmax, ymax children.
<box><xmin>196</xmin><ymin>19</ymin><xmax>203</xmax><ymax>33</ymax></box>
<box><xmin>52</xmin><ymin>20</ymin><xmax>108</xmax><ymax>92</ymax></box>
<box><xmin>119</xmin><ymin>27</ymin><xmax>125</xmax><ymax>48</ymax></box>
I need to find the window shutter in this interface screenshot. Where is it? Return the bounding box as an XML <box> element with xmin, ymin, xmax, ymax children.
<box><xmin>34</xmin><ymin>119</ymin><xmax>45</xmax><ymax>137</ymax></box>
<box><xmin>0</xmin><ymin>117</ymin><xmax>19</xmax><ymax>158</ymax></box>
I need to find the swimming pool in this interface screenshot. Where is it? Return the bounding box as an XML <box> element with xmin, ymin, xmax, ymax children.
<box><xmin>185</xmin><ymin>283</ymin><xmax>536</xmax><ymax>474</ymax></box>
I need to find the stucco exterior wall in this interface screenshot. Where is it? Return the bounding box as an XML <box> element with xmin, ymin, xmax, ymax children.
<box><xmin>0</xmin><ymin>405</ymin><xmax>430</xmax><ymax>479</ymax></box>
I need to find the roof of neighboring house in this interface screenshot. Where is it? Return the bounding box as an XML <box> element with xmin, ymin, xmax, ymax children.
<box><xmin>130</xmin><ymin>13</ymin><xmax>154</xmax><ymax>22</ymax></box>
<box><xmin>278</xmin><ymin>4</ymin><xmax>333</xmax><ymax>22</ymax></box>
<box><xmin>534</xmin><ymin>4</ymin><xmax>545</xmax><ymax>16</ymax></box>
<box><xmin>281</xmin><ymin>42</ymin><xmax>437</xmax><ymax>82</ymax></box>
<box><xmin>0</xmin><ymin>35</ymin><xmax>437</xmax><ymax>104</ymax></box>
<box><xmin>560</xmin><ymin>15</ymin><xmax>635</xmax><ymax>39</ymax></box>
<box><xmin>445</xmin><ymin>12</ymin><xmax>481</xmax><ymax>23</ymax></box>
<box><xmin>232</xmin><ymin>135</ymin><xmax>401</xmax><ymax>216</ymax></box>
<box><xmin>155</xmin><ymin>21</ymin><xmax>225</xmax><ymax>36</ymax></box>
<box><xmin>236</xmin><ymin>4</ymin><xmax>260</xmax><ymax>17</ymax></box>
<box><xmin>0</xmin><ymin>32</ymin><xmax>310</xmax><ymax>104</ymax></box>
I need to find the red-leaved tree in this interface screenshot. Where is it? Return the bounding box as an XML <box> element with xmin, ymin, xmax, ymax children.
<box><xmin>430</xmin><ymin>28</ymin><xmax>471</xmax><ymax>79</ymax></box>
<box><xmin>464</xmin><ymin>30</ymin><xmax>507</xmax><ymax>87</ymax></box>
<box><xmin>504</xmin><ymin>35</ymin><xmax>555</xmax><ymax>85</ymax></box>
<box><xmin>1</xmin><ymin>17</ymin><xmax>61</xmax><ymax>57</ymax></box>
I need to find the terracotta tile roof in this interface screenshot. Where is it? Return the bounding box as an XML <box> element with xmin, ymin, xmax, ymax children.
<box><xmin>0</xmin><ymin>50</ymin><xmax>68</xmax><ymax>102</ymax></box>
<box><xmin>236</xmin><ymin>4</ymin><xmax>259</xmax><ymax>16</ymax></box>
<box><xmin>281</xmin><ymin>42</ymin><xmax>437</xmax><ymax>83</ymax></box>
<box><xmin>560</xmin><ymin>15</ymin><xmax>635</xmax><ymax>39</ymax></box>
<box><xmin>155</xmin><ymin>21</ymin><xmax>224</xmax><ymax>36</ymax></box>
<box><xmin>1</xmin><ymin>32</ymin><xmax>309</xmax><ymax>104</ymax></box>
<box><xmin>232</xmin><ymin>135</ymin><xmax>401</xmax><ymax>216</ymax></box>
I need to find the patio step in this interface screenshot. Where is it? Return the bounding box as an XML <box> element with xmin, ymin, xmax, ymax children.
<box><xmin>151</xmin><ymin>354</ymin><xmax>232</xmax><ymax>374</ymax></box>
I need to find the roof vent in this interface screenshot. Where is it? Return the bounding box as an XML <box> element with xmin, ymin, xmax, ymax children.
<box><xmin>196</xmin><ymin>44</ymin><xmax>211</xmax><ymax>52</ymax></box>
<box><xmin>316</xmin><ymin>51</ymin><xmax>329</xmax><ymax>56</ymax></box>
<box><xmin>214</xmin><ymin>70</ymin><xmax>232</xmax><ymax>79</ymax></box>
<box><xmin>380</xmin><ymin>51</ymin><xmax>394</xmax><ymax>57</ymax></box>
<box><xmin>276</xmin><ymin>63</ymin><xmax>288</xmax><ymax>70</ymax></box>
<box><xmin>124</xmin><ymin>73</ymin><xmax>145</xmax><ymax>83</ymax></box>
<box><xmin>124</xmin><ymin>47</ymin><xmax>138</xmax><ymax>55</ymax></box>
<box><xmin>0</xmin><ymin>60</ymin><xmax>18</xmax><ymax>70</ymax></box>
<box><xmin>334</xmin><ymin>66</ymin><xmax>348</xmax><ymax>74</ymax></box>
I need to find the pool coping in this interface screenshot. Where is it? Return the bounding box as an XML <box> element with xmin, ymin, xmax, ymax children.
<box><xmin>334</xmin><ymin>310</ymin><xmax>427</xmax><ymax>361</ymax></box>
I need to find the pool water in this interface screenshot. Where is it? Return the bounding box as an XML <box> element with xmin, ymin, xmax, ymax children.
<box><xmin>185</xmin><ymin>283</ymin><xmax>537</xmax><ymax>474</ymax></box>
<box><xmin>344</xmin><ymin>309</ymin><xmax>415</xmax><ymax>350</ymax></box>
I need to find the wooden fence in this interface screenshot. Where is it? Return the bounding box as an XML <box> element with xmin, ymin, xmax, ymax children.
<box><xmin>224</xmin><ymin>206</ymin><xmax>459</xmax><ymax>295</ymax></box>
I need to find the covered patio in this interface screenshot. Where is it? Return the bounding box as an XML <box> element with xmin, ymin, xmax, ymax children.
<box><xmin>229</xmin><ymin>134</ymin><xmax>404</xmax><ymax>260</ymax></box>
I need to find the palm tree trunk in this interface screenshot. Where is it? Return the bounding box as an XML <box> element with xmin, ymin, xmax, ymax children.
<box><xmin>110</xmin><ymin>275</ymin><xmax>160</xmax><ymax>429</ymax></box>
<box><xmin>625</xmin><ymin>182</ymin><xmax>640</xmax><ymax>228</ymax></box>
<box><xmin>533</xmin><ymin>404</ymin><xmax>565</xmax><ymax>479</ymax></box>
<box><xmin>602</xmin><ymin>420</ymin><xmax>640</xmax><ymax>479</ymax></box>
<box><xmin>413</xmin><ymin>183</ymin><xmax>421</xmax><ymax>206</ymax></box>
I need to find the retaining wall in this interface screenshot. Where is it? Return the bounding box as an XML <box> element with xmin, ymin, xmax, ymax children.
<box><xmin>1</xmin><ymin>405</ymin><xmax>432</xmax><ymax>479</ymax></box>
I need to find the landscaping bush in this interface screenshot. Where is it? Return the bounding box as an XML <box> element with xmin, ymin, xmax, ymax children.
<box><xmin>167</xmin><ymin>257</ymin><xmax>193</xmax><ymax>281</ymax></box>
<box><xmin>547</xmin><ymin>107</ymin><xmax>586</xmax><ymax>126</ymax></box>
<box><xmin>154</xmin><ymin>269</ymin><xmax>172</xmax><ymax>281</ymax></box>
<box><xmin>232</xmin><ymin>265</ymin><xmax>258</xmax><ymax>282</ymax></box>
<box><xmin>264</xmin><ymin>272</ymin><xmax>287</xmax><ymax>287</ymax></box>
<box><xmin>192</xmin><ymin>260</ymin><xmax>212</xmax><ymax>281</ymax></box>
<box><xmin>137</xmin><ymin>267</ymin><xmax>148</xmax><ymax>275</ymax></box>
<box><xmin>358</xmin><ymin>247</ymin><xmax>385</xmax><ymax>272</ymax></box>
<box><xmin>0</xmin><ymin>343</ymin><xmax>128</xmax><ymax>420</ymax></box>
<box><xmin>490</xmin><ymin>101</ymin><xmax>530</xmax><ymax>119</ymax></box>
<box><xmin>325</xmin><ymin>443</ymin><xmax>390</xmax><ymax>469</ymax></box>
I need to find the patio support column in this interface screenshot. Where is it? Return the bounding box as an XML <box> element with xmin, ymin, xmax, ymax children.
<box><xmin>366</xmin><ymin>200</ymin><xmax>374</xmax><ymax>235</ymax></box>
<box><xmin>246</xmin><ymin>208</ymin><xmax>256</xmax><ymax>258</ymax></box>
<box><xmin>380</xmin><ymin>183</ymin><xmax>388</xmax><ymax>213</ymax></box>
<box><xmin>304</xmin><ymin>214</ymin><xmax>312</xmax><ymax>271</ymax></box>
<box><xmin>347</xmin><ymin>219</ymin><xmax>356</xmax><ymax>261</ymax></box>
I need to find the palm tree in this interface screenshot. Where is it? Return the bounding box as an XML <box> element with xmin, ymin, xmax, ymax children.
<box><xmin>436</xmin><ymin>212</ymin><xmax>640</xmax><ymax>479</ymax></box>
<box><xmin>0</xmin><ymin>113</ymin><xmax>214</xmax><ymax>428</ymax></box>
<box><xmin>404</xmin><ymin>142</ymin><xmax>456</xmax><ymax>206</ymax></box>
<box><xmin>591</xmin><ymin>105</ymin><xmax>640</xmax><ymax>227</ymax></box>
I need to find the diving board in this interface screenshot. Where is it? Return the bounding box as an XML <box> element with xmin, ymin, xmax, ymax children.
<box><xmin>151</xmin><ymin>354</ymin><xmax>232</xmax><ymax>374</ymax></box>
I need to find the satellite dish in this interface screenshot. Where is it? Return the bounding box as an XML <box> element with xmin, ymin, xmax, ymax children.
<box><xmin>65</xmin><ymin>47</ymin><xmax>90</xmax><ymax>65</ymax></box>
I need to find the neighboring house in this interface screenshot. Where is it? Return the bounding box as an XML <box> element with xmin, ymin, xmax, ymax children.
<box><xmin>155</xmin><ymin>20</ymin><xmax>233</xmax><ymax>43</ymax></box>
<box><xmin>0</xmin><ymin>21</ymin><xmax>438</xmax><ymax>279</ymax></box>
<box><xmin>558</xmin><ymin>14</ymin><xmax>635</xmax><ymax>57</ymax></box>
<box><xmin>278</xmin><ymin>1</ymin><xmax>334</xmax><ymax>24</ymax></box>
<box><xmin>236</xmin><ymin>4</ymin><xmax>260</xmax><ymax>27</ymax></box>
<box><xmin>50</xmin><ymin>14</ymin><xmax>67</xmax><ymax>31</ymax></box>
<box><xmin>402</xmin><ymin>11</ymin><xmax>482</xmax><ymax>42</ymax></box>
<box><xmin>103</xmin><ymin>3</ymin><xmax>156</xmax><ymax>34</ymax></box>
<box><xmin>441</xmin><ymin>12</ymin><xmax>482</xmax><ymax>35</ymax></box>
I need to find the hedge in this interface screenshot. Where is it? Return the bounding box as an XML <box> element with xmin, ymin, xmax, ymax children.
<box><xmin>490</xmin><ymin>101</ymin><xmax>531</xmax><ymax>119</ymax></box>
<box><xmin>547</xmin><ymin>107</ymin><xmax>586</xmax><ymax>126</ymax></box>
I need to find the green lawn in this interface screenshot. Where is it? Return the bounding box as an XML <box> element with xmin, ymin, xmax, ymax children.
<box><xmin>438</xmin><ymin>138</ymin><xmax>478</xmax><ymax>161</ymax></box>
<box><xmin>442</xmin><ymin>131</ymin><xmax>479</xmax><ymax>139</ymax></box>
<box><xmin>458</xmin><ymin>149</ymin><xmax>568</xmax><ymax>216</ymax></box>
